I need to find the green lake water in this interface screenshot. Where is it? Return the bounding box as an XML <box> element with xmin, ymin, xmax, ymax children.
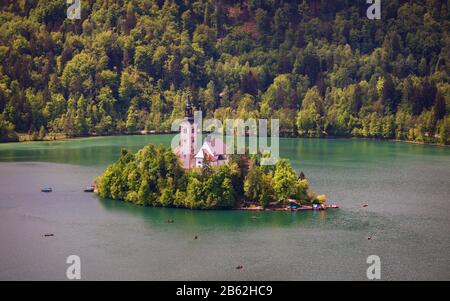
<box><xmin>0</xmin><ymin>135</ymin><xmax>449</xmax><ymax>280</ymax></box>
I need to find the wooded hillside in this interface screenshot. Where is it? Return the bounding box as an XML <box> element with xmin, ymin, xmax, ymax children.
<box><xmin>0</xmin><ymin>0</ymin><xmax>449</xmax><ymax>143</ymax></box>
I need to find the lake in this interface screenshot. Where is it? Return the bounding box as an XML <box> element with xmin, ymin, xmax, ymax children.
<box><xmin>0</xmin><ymin>135</ymin><xmax>449</xmax><ymax>280</ymax></box>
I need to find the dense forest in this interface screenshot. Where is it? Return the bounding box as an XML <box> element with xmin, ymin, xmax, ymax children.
<box><xmin>97</xmin><ymin>144</ymin><xmax>322</xmax><ymax>209</ymax></box>
<box><xmin>0</xmin><ymin>0</ymin><xmax>449</xmax><ymax>144</ymax></box>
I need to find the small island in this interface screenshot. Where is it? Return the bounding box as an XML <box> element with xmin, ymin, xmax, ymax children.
<box><xmin>97</xmin><ymin>98</ymin><xmax>337</xmax><ymax>211</ymax></box>
<box><xmin>96</xmin><ymin>144</ymin><xmax>336</xmax><ymax>211</ymax></box>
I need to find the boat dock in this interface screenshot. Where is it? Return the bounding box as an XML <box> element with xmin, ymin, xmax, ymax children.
<box><xmin>238</xmin><ymin>204</ymin><xmax>339</xmax><ymax>212</ymax></box>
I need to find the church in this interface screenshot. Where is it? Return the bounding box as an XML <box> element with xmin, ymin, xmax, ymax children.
<box><xmin>174</xmin><ymin>98</ymin><xmax>228</xmax><ymax>169</ymax></box>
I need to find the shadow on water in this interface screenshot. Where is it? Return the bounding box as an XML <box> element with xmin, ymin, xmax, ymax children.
<box><xmin>97</xmin><ymin>196</ymin><xmax>389</xmax><ymax>233</ymax></box>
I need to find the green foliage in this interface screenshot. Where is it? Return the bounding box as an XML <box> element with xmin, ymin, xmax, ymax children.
<box><xmin>244</xmin><ymin>161</ymin><xmax>274</xmax><ymax>207</ymax></box>
<box><xmin>438</xmin><ymin>116</ymin><xmax>450</xmax><ymax>145</ymax></box>
<box><xmin>243</xmin><ymin>158</ymin><xmax>313</xmax><ymax>205</ymax></box>
<box><xmin>0</xmin><ymin>114</ymin><xmax>19</xmax><ymax>142</ymax></box>
<box><xmin>97</xmin><ymin>145</ymin><xmax>185</xmax><ymax>205</ymax></box>
<box><xmin>97</xmin><ymin>144</ymin><xmax>317</xmax><ymax>209</ymax></box>
<box><xmin>0</xmin><ymin>1</ymin><xmax>448</xmax><ymax>144</ymax></box>
<box><xmin>273</xmin><ymin>159</ymin><xmax>300</xmax><ymax>202</ymax></box>
<box><xmin>97</xmin><ymin>144</ymin><xmax>236</xmax><ymax>209</ymax></box>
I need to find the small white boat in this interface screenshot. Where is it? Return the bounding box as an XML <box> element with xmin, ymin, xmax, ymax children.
<box><xmin>84</xmin><ymin>186</ymin><xmax>95</xmax><ymax>193</ymax></box>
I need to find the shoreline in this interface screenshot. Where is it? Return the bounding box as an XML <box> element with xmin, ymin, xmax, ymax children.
<box><xmin>238</xmin><ymin>204</ymin><xmax>340</xmax><ymax>212</ymax></box>
<box><xmin>2</xmin><ymin>132</ymin><xmax>448</xmax><ymax>148</ymax></box>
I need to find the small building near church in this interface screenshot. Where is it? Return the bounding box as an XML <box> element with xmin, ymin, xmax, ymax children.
<box><xmin>174</xmin><ymin>97</ymin><xmax>229</xmax><ymax>169</ymax></box>
<box><xmin>194</xmin><ymin>139</ymin><xmax>228</xmax><ymax>168</ymax></box>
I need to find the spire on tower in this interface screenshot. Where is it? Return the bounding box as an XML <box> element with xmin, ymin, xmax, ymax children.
<box><xmin>184</xmin><ymin>91</ymin><xmax>194</xmax><ymax>122</ymax></box>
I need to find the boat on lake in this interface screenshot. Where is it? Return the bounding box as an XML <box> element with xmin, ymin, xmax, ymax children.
<box><xmin>84</xmin><ymin>186</ymin><xmax>95</xmax><ymax>192</ymax></box>
<box><xmin>41</xmin><ymin>187</ymin><xmax>52</xmax><ymax>193</ymax></box>
<box><xmin>239</xmin><ymin>202</ymin><xmax>340</xmax><ymax>212</ymax></box>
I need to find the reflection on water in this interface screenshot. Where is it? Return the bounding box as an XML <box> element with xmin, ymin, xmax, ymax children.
<box><xmin>99</xmin><ymin>197</ymin><xmax>327</xmax><ymax>228</ymax></box>
<box><xmin>0</xmin><ymin>135</ymin><xmax>174</xmax><ymax>166</ymax></box>
<box><xmin>98</xmin><ymin>197</ymin><xmax>385</xmax><ymax>233</ymax></box>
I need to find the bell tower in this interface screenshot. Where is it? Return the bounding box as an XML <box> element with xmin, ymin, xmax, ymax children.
<box><xmin>179</xmin><ymin>94</ymin><xmax>197</xmax><ymax>169</ymax></box>
<box><xmin>185</xmin><ymin>95</ymin><xmax>194</xmax><ymax>122</ymax></box>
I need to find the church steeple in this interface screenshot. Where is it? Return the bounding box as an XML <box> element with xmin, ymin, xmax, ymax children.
<box><xmin>178</xmin><ymin>91</ymin><xmax>197</xmax><ymax>169</ymax></box>
<box><xmin>184</xmin><ymin>93</ymin><xmax>194</xmax><ymax>123</ymax></box>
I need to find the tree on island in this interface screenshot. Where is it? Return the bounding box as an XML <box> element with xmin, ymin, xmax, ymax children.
<box><xmin>273</xmin><ymin>159</ymin><xmax>298</xmax><ymax>202</ymax></box>
<box><xmin>244</xmin><ymin>160</ymin><xmax>274</xmax><ymax>207</ymax></box>
<box><xmin>97</xmin><ymin>144</ymin><xmax>320</xmax><ymax>210</ymax></box>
